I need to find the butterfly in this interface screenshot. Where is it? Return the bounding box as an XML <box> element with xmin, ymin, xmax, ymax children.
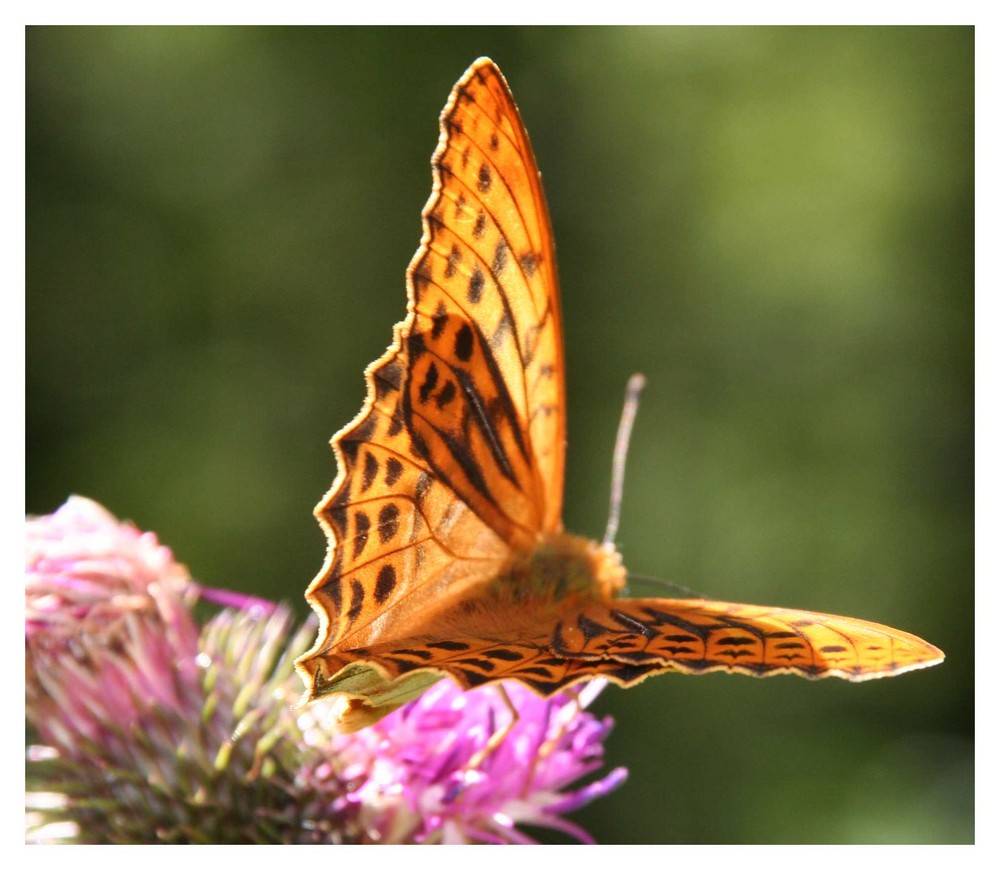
<box><xmin>295</xmin><ymin>58</ymin><xmax>943</xmax><ymax>732</ymax></box>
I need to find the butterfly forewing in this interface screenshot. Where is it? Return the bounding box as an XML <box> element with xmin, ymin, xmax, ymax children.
<box><xmin>550</xmin><ymin>598</ymin><xmax>944</xmax><ymax>681</ymax></box>
<box><xmin>408</xmin><ymin>61</ymin><xmax>566</xmax><ymax>539</ymax></box>
<box><xmin>299</xmin><ymin>59</ymin><xmax>566</xmax><ymax>691</ymax></box>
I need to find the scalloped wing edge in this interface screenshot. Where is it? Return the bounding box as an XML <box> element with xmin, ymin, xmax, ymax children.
<box><xmin>297</xmin><ymin>58</ymin><xmax>515</xmax><ymax>698</ymax></box>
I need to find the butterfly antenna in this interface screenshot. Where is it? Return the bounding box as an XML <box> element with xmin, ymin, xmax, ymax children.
<box><xmin>603</xmin><ymin>373</ymin><xmax>646</xmax><ymax>547</ymax></box>
<box><xmin>626</xmin><ymin>572</ymin><xmax>703</xmax><ymax>598</ymax></box>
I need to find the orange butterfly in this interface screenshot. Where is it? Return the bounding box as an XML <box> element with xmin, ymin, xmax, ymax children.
<box><xmin>296</xmin><ymin>58</ymin><xmax>943</xmax><ymax>732</ymax></box>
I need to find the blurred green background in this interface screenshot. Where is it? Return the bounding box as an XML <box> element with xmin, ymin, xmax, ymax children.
<box><xmin>26</xmin><ymin>26</ymin><xmax>972</xmax><ymax>844</ymax></box>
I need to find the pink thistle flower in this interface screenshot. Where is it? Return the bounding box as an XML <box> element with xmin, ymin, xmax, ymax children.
<box><xmin>25</xmin><ymin>496</ymin><xmax>201</xmax><ymax>750</ymax></box>
<box><xmin>296</xmin><ymin>678</ymin><xmax>627</xmax><ymax>844</ymax></box>
<box><xmin>25</xmin><ymin>497</ymin><xmax>626</xmax><ymax>844</ymax></box>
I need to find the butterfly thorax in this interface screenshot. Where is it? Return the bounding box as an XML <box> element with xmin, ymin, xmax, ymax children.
<box><xmin>353</xmin><ymin>533</ymin><xmax>627</xmax><ymax>648</ymax></box>
<box><xmin>485</xmin><ymin>533</ymin><xmax>627</xmax><ymax>606</ymax></box>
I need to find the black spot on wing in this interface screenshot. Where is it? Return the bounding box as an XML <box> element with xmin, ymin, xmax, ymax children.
<box><xmin>347</xmin><ymin>580</ymin><xmax>364</xmax><ymax>624</ymax></box>
<box><xmin>477</xmin><ymin>163</ymin><xmax>492</xmax><ymax>192</ymax></box>
<box><xmin>453</xmin><ymin>667</ymin><xmax>491</xmax><ymax>688</ymax></box>
<box><xmin>435</xmin><ymin>379</ymin><xmax>457</xmax><ymax>409</ymax></box>
<box><xmin>374</xmin><ymin>564</ymin><xmax>397</xmax><ymax>605</ymax></box>
<box><xmin>491</xmin><ymin>239</ymin><xmax>508</xmax><ymax>278</ymax></box>
<box><xmin>445</xmin><ymin>244</ymin><xmax>462</xmax><ymax>278</ymax></box>
<box><xmin>377</xmin><ymin>503</ymin><xmax>400</xmax><ymax>543</ymax></box>
<box><xmin>385</xmin><ymin>457</ymin><xmax>404</xmax><ymax>487</ymax></box>
<box><xmin>454</xmin><ymin>323</ymin><xmax>474</xmax><ymax>362</ymax></box>
<box><xmin>418</xmin><ymin>361</ymin><xmax>439</xmax><ymax>404</ymax></box>
<box><xmin>716</xmin><ymin>636</ymin><xmax>758</xmax><ymax>647</ymax></box>
<box><xmin>427</xmin><ymin>640</ymin><xmax>470</xmax><ymax>651</ymax></box>
<box><xmin>362</xmin><ymin>453</ymin><xmax>379</xmax><ymax>492</ymax></box>
<box><xmin>431</xmin><ymin>302</ymin><xmax>448</xmax><ymax>340</ymax></box>
<box><xmin>352</xmin><ymin>511</ymin><xmax>371</xmax><ymax>560</ymax></box>
<box><xmin>533</xmin><ymin>657</ymin><xmax>567</xmax><ymax>667</ymax></box>
<box><xmin>519</xmin><ymin>676</ymin><xmax>563</xmax><ymax>695</ymax></box>
<box><xmin>484</xmin><ymin>648</ymin><xmax>525</xmax><ymax>661</ymax></box>
<box><xmin>469</xmin><ymin>265</ymin><xmax>484</xmax><ymax>303</ymax></box>
<box><xmin>408</xmin><ymin>331</ymin><xmax>427</xmax><ymax>359</ymax></box>
<box><xmin>415</xmin><ymin>472</ymin><xmax>433</xmax><ymax>506</ymax></box>
<box><xmin>456</xmin><ymin>656</ymin><xmax>496</xmax><ymax>672</ymax></box>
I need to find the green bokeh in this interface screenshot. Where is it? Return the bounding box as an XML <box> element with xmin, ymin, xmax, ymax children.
<box><xmin>27</xmin><ymin>26</ymin><xmax>972</xmax><ymax>844</ymax></box>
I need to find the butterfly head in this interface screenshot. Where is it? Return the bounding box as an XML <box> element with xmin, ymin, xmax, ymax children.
<box><xmin>587</xmin><ymin>538</ymin><xmax>629</xmax><ymax>600</ymax></box>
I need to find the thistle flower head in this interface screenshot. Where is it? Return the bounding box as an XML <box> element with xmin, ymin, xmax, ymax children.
<box><xmin>25</xmin><ymin>496</ymin><xmax>201</xmax><ymax>748</ymax></box>
<box><xmin>296</xmin><ymin>678</ymin><xmax>626</xmax><ymax>844</ymax></box>
<box><xmin>25</xmin><ymin>497</ymin><xmax>626</xmax><ymax>844</ymax></box>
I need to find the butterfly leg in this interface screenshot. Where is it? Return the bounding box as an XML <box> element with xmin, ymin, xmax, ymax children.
<box><xmin>513</xmin><ymin>683</ymin><xmax>585</xmax><ymax>797</ymax></box>
<box><xmin>465</xmin><ymin>683</ymin><xmax>519</xmax><ymax>770</ymax></box>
